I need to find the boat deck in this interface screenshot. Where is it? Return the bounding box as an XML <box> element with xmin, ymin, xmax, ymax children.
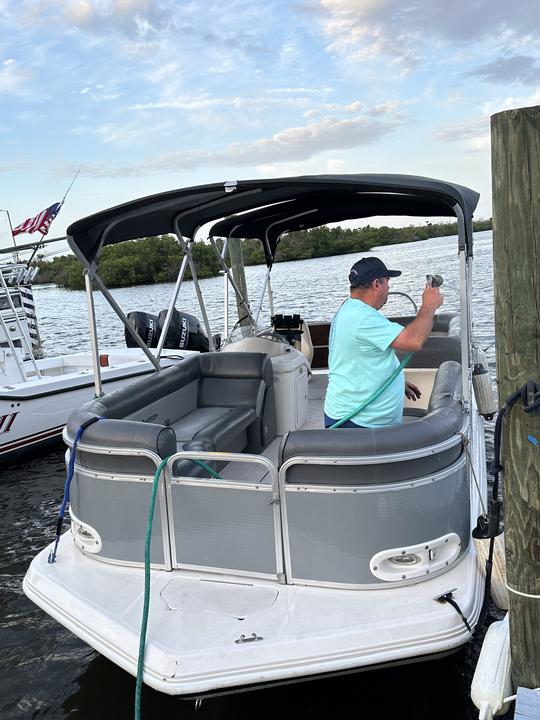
<box><xmin>24</xmin><ymin>538</ymin><xmax>482</xmax><ymax>696</ymax></box>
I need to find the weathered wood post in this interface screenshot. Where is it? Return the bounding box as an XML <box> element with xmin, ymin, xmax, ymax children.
<box><xmin>491</xmin><ymin>104</ymin><xmax>540</xmax><ymax>689</ymax></box>
<box><xmin>228</xmin><ymin>237</ymin><xmax>251</xmax><ymax>333</ymax></box>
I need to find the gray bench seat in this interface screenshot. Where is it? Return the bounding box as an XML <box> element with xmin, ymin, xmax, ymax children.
<box><xmin>66</xmin><ymin>352</ymin><xmax>276</xmax><ymax>477</ymax></box>
<box><xmin>280</xmin><ymin>360</ymin><xmax>463</xmax><ymax>485</ymax></box>
<box><xmin>172</xmin><ymin>406</ymin><xmax>256</xmax><ymax>449</ymax></box>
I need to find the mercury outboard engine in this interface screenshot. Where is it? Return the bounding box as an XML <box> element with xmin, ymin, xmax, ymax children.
<box><xmin>125</xmin><ymin>310</ymin><xmax>210</xmax><ymax>352</ymax></box>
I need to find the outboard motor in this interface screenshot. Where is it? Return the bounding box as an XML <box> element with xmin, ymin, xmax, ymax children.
<box><xmin>125</xmin><ymin>311</ymin><xmax>160</xmax><ymax>348</ymax></box>
<box><xmin>125</xmin><ymin>309</ymin><xmax>210</xmax><ymax>352</ymax></box>
<box><xmin>157</xmin><ymin>309</ymin><xmax>210</xmax><ymax>352</ymax></box>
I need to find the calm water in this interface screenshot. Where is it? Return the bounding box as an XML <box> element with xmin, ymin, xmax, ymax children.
<box><xmin>0</xmin><ymin>232</ymin><xmax>507</xmax><ymax>719</ymax></box>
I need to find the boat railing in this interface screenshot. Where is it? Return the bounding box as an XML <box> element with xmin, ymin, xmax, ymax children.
<box><xmin>0</xmin><ymin>262</ymin><xmax>40</xmax><ymax>380</ymax></box>
<box><xmin>0</xmin><ymin>264</ymin><xmax>39</xmax><ymax>286</ymax></box>
<box><xmin>165</xmin><ymin>450</ymin><xmax>284</xmax><ymax>582</ymax></box>
<box><xmin>277</xmin><ymin>450</ymin><xmax>470</xmax><ymax>587</ymax></box>
<box><xmin>66</xmin><ymin>436</ymin><xmax>174</xmax><ymax>569</ymax></box>
<box><xmin>66</xmin><ymin>422</ymin><xmax>473</xmax><ymax>589</ymax></box>
<box><xmin>66</xmin><ymin>433</ymin><xmax>285</xmax><ymax>581</ymax></box>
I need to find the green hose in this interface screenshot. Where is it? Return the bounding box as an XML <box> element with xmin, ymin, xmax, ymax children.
<box><xmin>134</xmin><ymin>456</ymin><xmax>222</xmax><ymax>719</ymax></box>
<box><xmin>329</xmin><ymin>351</ymin><xmax>414</xmax><ymax>428</ymax></box>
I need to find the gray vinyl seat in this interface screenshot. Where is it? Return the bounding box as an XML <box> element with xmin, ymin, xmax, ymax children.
<box><xmin>66</xmin><ymin>352</ymin><xmax>276</xmax><ymax>477</ymax></box>
<box><xmin>279</xmin><ymin>360</ymin><xmax>464</xmax><ymax>485</ymax></box>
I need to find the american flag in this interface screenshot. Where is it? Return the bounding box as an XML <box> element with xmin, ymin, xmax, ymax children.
<box><xmin>12</xmin><ymin>202</ymin><xmax>62</xmax><ymax>237</ymax></box>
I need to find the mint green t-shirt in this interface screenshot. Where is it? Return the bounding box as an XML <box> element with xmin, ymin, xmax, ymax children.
<box><xmin>324</xmin><ymin>298</ymin><xmax>405</xmax><ymax>427</ymax></box>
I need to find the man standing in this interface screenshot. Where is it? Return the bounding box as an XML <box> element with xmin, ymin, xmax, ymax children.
<box><xmin>324</xmin><ymin>257</ymin><xmax>443</xmax><ymax>428</ymax></box>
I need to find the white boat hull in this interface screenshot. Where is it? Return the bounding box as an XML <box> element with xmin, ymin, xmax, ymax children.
<box><xmin>0</xmin><ymin>350</ymin><xmax>192</xmax><ymax>461</ymax></box>
<box><xmin>24</xmin><ymin>536</ymin><xmax>483</xmax><ymax>695</ymax></box>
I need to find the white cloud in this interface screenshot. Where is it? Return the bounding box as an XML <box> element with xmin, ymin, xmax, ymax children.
<box><xmin>481</xmin><ymin>91</ymin><xmax>540</xmax><ymax>116</ymax></box>
<box><xmin>0</xmin><ymin>59</ymin><xmax>33</xmax><ymax>96</ymax></box>
<box><xmin>317</xmin><ymin>0</ymin><xmax>540</xmax><ymax>71</ymax></box>
<box><xmin>79</xmin><ymin>83</ymin><xmax>119</xmax><ymax>102</ymax></box>
<box><xmin>466</xmin><ymin>54</ymin><xmax>540</xmax><ymax>85</ymax></box>
<box><xmin>71</xmin><ymin>121</ymin><xmax>157</xmax><ymax>146</ymax></box>
<box><xmin>435</xmin><ymin>117</ymin><xmax>489</xmax><ymax>143</ymax></box>
<box><xmin>64</xmin><ymin>112</ymin><xmax>404</xmax><ymax>177</ymax></box>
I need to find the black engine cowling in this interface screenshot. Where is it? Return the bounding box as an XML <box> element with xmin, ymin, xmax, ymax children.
<box><xmin>157</xmin><ymin>309</ymin><xmax>209</xmax><ymax>352</ymax></box>
<box><xmin>125</xmin><ymin>310</ymin><xmax>209</xmax><ymax>352</ymax></box>
<box><xmin>125</xmin><ymin>311</ymin><xmax>160</xmax><ymax>348</ymax></box>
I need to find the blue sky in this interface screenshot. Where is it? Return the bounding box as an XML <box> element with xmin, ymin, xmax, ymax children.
<box><xmin>1</xmin><ymin>0</ymin><xmax>540</xmax><ymax>249</ymax></box>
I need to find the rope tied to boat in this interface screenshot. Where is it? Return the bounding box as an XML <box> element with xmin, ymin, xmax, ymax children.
<box><xmin>458</xmin><ymin>431</ymin><xmax>487</xmax><ymax>518</ymax></box>
<box><xmin>47</xmin><ymin>416</ymin><xmax>102</xmax><ymax>564</ymax></box>
<box><xmin>434</xmin><ymin>590</ymin><xmax>472</xmax><ymax>633</ymax></box>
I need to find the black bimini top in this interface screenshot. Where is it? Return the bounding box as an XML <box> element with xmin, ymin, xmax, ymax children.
<box><xmin>67</xmin><ymin>174</ymin><xmax>479</xmax><ymax>268</ymax></box>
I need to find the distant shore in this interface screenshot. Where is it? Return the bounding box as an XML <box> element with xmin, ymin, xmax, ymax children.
<box><xmin>34</xmin><ymin>219</ymin><xmax>492</xmax><ymax>290</ymax></box>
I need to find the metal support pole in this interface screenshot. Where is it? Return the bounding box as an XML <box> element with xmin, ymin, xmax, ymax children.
<box><xmin>223</xmin><ymin>271</ymin><xmax>229</xmax><ymax>337</ymax></box>
<box><xmin>208</xmin><ymin>235</ymin><xmax>257</xmax><ymax>329</ymax></box>
<box><xmin>458</xmin><ymin>249</ymin><xmax>471</xmax><ymax>409</ymax></box>
<box><xmin>267</xmin><ymin>274</ymin><xmax>275</xmax><ymax>318</ymax></box>
<box><xmin>84</xmin><ymin>272</ymin><xmax>103</xmax><ymax>397</ymax></box>
<box><xmin>91</xmin><ymin>273</ymin><xmax>161</xmax><ymax>371</ymax></box>
<box><xmin>174</xmin><ymin>228</ymin><xmax>215</xmax><ymax>351</ymax></box>
<box><xmin>254</xmin><ymin>268</ymin><xmax>271</xmax><ymax>324</ymax></box>
<box><xmin>155</xmin><ymin>253</ymin><xmax>190</xmax><ymax>358</ymax></box>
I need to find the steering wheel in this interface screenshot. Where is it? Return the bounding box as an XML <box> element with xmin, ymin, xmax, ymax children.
<box><xmin>255</xmin><ymin>327</ymin><xmax>291</xmax><ymax>344</ymax></box>
<box><xmin>387</xmin><ymin>291</ymin><xmax>418</xmax><ymax>314</ymax></box>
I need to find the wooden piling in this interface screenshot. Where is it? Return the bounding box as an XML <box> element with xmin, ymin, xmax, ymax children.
<box><xmin>228</xmin><ymin>238</ymin><xmax>251</xmax><ymax>332</ymax></box>
<box><xmin>491</xmin><ymin>104</ymin><xmax>540</xmax><ymax>689</ymax></box>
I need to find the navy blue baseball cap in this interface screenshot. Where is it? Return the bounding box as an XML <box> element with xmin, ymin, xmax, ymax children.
<box><xmin>349</xmin><ymin>257</ymin><xmax>401</xmax><ymax>286</ymax></box>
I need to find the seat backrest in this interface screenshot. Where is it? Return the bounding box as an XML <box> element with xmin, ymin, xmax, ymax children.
<box><xmin>280</xmin><ymin>361</ymin><xmax>463</xmax><ymax>485</ymax></box>
<box><xmin>397</xmin><ymin>335</ymin><xmax>461</xmax><ymax>368</ymax></box>
<box><xmin>197</xmin><ymin>352</ymin><xmax>273</xmax><ymax>412</ymax></box>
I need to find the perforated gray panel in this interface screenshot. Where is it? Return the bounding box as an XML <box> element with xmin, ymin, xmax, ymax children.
<box><xmin>171</xmin><ymin>484</ymin><xmax>277</xmax><ymax>575</ymax></box>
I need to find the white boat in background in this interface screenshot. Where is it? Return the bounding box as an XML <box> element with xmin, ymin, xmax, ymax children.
<box><xmin>24</xmin><ymin>174</ymin><xmax>498</xmax><ymax>699</ymax></box>
<box><xmin>0</xmin><ymin>260</ymin><xmax>203</xmax><ymax>463</ymax></box>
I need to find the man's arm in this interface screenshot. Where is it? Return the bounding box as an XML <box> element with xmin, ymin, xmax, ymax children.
<box><xmin>391</xmin><ymin>285</ymin><xmax>443</xmax><ymax>352</ymax></box>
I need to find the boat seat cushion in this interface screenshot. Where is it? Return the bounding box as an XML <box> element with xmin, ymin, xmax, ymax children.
<box><xmin>66</xmin><ymin>351</ymin><xmax>276</xmax><ymax>476</ymax></box>
<box><xmin>280</xmin><ymin>360</ymin><xmax>463</xmax><ymax>485</ymax></box>
<box><xmin>172</xmin><ymin>406</ymin><xmax>256</xmax><ymax>450</ymax></box>
<box><xmin>397</xmin><ymin>335</ymin><xmax>461</xmax><ymax>368</ymax></box>
<box><xmin>172</xmin><ymin>406</ymin><xmax>232</xmax><ymax>442</ymax></box>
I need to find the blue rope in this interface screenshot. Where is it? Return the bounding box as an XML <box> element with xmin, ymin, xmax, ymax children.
<box><xmin>48</xmin><ymin>417</ymin><xmax>101</xmax><ymax>564</ymax></box>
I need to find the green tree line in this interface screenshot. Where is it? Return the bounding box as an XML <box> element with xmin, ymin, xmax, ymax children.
<box><xmin>34</xmin><ymin>219</ymin><xmax>492</xmax><ymax>290</ymax></box>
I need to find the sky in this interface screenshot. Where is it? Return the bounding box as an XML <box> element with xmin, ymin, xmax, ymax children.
<box><xmin>1</xmin><ymin>0</ymin><xmax>540</xmax><ymax>252</ymax></box>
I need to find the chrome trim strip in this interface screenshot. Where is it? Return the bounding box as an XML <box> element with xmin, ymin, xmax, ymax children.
<box><xmin>280</xmin><ymin>452</ymin><xmax>466</xmax><ymax>495</ymax></box>
<box><xmin>66</xmin><ymin>439</ymin><xmax>171</xmax><ymax>570</ymax></box>
<box><xmin>174</xmin><ymin>563</ymin><xmax>278</xmax><ymax>582</ymax></box>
